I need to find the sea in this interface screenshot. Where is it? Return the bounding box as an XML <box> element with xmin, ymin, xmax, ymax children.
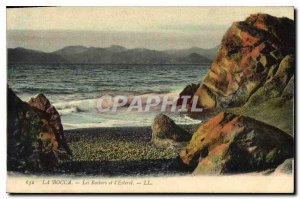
<box><xmin>8</xmin><ymin>64</ymin><xmax>209</xmax><ymax>129</ymax></box>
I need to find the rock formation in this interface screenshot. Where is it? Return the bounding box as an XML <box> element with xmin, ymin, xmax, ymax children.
<box><xmin>178</xmin><ymin>112</ymin><xmax>293</xmax><ymax>174</ymax></box>
<box><xmin>28</xmin><ymin>94</ymin><xmax>72</xmax><ymax>155</ymax></box>
<box><xmin>191</xmin><ymin>14</ymin><xmax>294</xmax><ymax>112</ymax></box>
<box><xmin>7</xmin><ymin>87</ymin><xmax>71</xmax><ymax>172</ymax></box>
<box><xmin>175</xmin><ymin>14</ymin><xmax>295</xmax><ymax>175</ymax></box>
<box><xmin>151</xmin><ymin>114</ymin><xmax>191</xmax><ymax>143</ymax></box>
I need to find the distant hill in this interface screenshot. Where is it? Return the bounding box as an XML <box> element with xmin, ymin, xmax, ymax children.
<box><xmin>176</xmin><ymin>53</ymin><xmax>212</xmax><ymax>64</ymax></box>
<box><xmin>8</xmin><ymin>48</ymin><xmax>68</xmax><ymax>65</ymax></box>
<box><xmin>105</xmin><ymin>45</ymin><xmax>128</xmax><ymax>53</ymax></box>
<box><xmin>163</xmin><ymin>46</ymin><xmax>219</xmax><ymax>60</ymax></box>
<box><xmin>52</xmin><ymin>45</ymin><xmax>89</xmax><ymax>56</ymax></box>
<box><xmin>8</xmin><ymin>45</ymin><xmax>217</xmax><ymax>65</ymax></box>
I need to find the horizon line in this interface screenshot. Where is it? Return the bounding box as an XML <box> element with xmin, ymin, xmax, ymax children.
<box><xmin>8</xmin><ymin>44</ymin><xmax>220</xmax><ymax>54</ymax></box>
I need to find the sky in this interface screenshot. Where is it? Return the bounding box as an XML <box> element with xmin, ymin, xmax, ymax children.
<box><xmin>7</xmin><ymin>7</ymin><xmax>294</xmax><ymax>52</ymax></box>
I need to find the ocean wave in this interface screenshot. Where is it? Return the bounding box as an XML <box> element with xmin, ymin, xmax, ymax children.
<box><xmin>15</xmin><ymin>91</ymin><xmax>182</xmax><ymax>114</ymax></box>
<box><xmin>54</xmin><ymin>99</ymin><xmax>95</xmax><ymax>115</ymax></box>
<box><xmin>62</xmin><ymin>114</ymin><xmax>202</xmax><ymax>130</ymax></box>
<box><xmin>58</xmin><ymin>106</ymin><xmax>85</xmax><ymax>115</ymax></box>
<box><xmin>53</xmin><ymin>91</ymin><xmax>181</xmax><ymax>115</ymax></box>
<box><xmin>63</xmin><ymin>120</ymin><xmax>149</xmax><ymax>130</ymax></box>
<box><xmin>182</xmin><ymin>115</ymin><xmax>202</xmax><ymax>123</ymax></box>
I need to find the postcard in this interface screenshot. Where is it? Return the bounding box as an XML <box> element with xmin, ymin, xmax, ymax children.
<box><xmin>6</xmin><ymin>6</ymin><xmax>295</xmax><ymax>193</ymax></box>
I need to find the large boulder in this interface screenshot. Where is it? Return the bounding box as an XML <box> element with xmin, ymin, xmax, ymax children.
<box><xmin>151</xmin><ymin>114</ymin><xmax>191</xmax><ymax>142</ymax></box>
<box><xmin>192</xmin><ymin>14</ymin><xmax>294</xmax><ymax>110</ymax></box>
<box><xmin>28</xmin><ymin>94</ymin><xmax>71</xmax><ymax>155</ymax></box>
<box><xmin>7</xmin><ymin>87</ymin><xmax>71</xmax><ymax>172</ymax></box>
<box><xmin>178</xmin><ymin>112</ymin><xmax>293</xmax><ymax>174</ymax></box>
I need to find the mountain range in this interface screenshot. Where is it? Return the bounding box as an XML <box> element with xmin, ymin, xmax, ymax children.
<box><xmin>7</xmin><ymin>45</ymin><xmax>218</xmax><ymax>65</ymax></box>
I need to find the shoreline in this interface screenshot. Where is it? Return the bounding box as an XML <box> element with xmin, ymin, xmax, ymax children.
<box><xmin>56</xmin><ymin>124</ymin><xmax>200</xmax><ymax>176</ymax></box>
<box><xmin>64</xmin><ymin>125</ymin><xmax>152</xmax><ymax>133</ymax></box>
<box><xmin>63</xmin><ymin>123</ymin><xmax>201</xmax><ymax>133</ymax></box>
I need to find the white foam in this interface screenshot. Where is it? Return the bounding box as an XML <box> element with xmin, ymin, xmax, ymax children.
<box><xmin>53</xmin><ymin>98</ymin><xmax>95</xmax><ymax>115</ymax></box>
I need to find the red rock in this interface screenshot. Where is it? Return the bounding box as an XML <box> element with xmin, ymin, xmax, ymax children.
<box><xmin>191</xmin><ymin>14</ymin><xmax>294</xmax><ymax>110</ymax></box>
<box><xmin>179</xmin><ymin>112</ymin><xmax>294</xmax><ymax>174</ymax></box>
<box><xmin>28</xmin><ymin>94</ymin><xmax>72</xmax><ymax>155</ymax></box>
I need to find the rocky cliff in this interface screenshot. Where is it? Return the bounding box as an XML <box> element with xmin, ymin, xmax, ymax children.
<box><xmin>176</xmin><ymin>14</ymin><xmax>295</xmax><ymax>175</ymax></box>
<box><xmin>189</xmin><ymin>14</ymin><xmax>294</xmax><ymax>135</ymax></box>
<box><xmin>193</xmin><ymin>14</ymin><xmax>294</xmax><ymax>107</ymax></box>
<box><xmin>7</xmin><ymin>87</ymin><xmax>71</xmax><ymax>172</ymax></box>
